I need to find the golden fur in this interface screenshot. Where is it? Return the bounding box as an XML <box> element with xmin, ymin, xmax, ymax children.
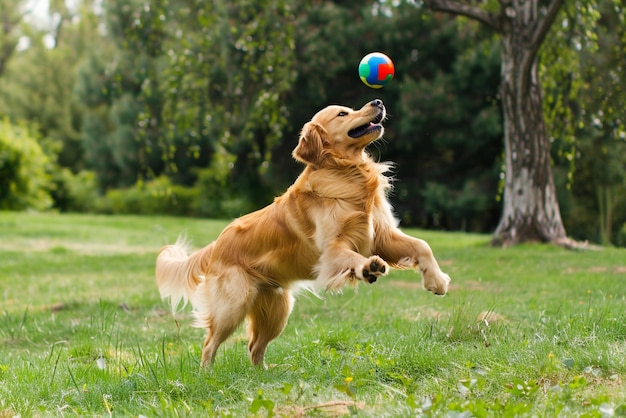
<box><xmin>156</xmin><ymin>99</ymin><xmax>451</xmax><ymax>367</ymax></box>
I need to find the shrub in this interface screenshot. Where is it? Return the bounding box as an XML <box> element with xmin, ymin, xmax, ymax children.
<box><xmin>99</xmin><ymin>176</ymin><xmax>199</xmax><ymax>217</ymax></box>
<box><xmin>618</xmin><ymin>223</ymin><xmax>626</xmax><ymax>248</ymax></box>
<box><xmin>0</xmin><ymin>118</ymin><xmax>53</xmax><ymax>210</ymax></box>
<box><xmin>51</xmin><ymin>169</ymin><xmax>100</xmax><ymax>212</ymax></box>
<box><xmin>193</xmin><ymin>155</ymin><xmax>255</xmax><ymax>219</ymax></box>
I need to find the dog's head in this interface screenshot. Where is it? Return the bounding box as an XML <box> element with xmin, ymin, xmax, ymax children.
<box><xmin>293</xmin><ymin>99</ymin><xmax>386</xmax><ymax>166</ymax></box>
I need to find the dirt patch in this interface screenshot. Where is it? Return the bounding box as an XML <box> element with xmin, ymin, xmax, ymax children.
<box><xmin>476</xmin><ymin>310</ymin><xmax>507</xmax><ymax>324</ymax></box>
<box><xmin>388</xmin><ymin>279</ymin><xmax>501</xmax><ymax>293</ymax></box>
<box><xmin>278</xmin><ymin>401</ymin><xmax>364</xmax><ymax>417</ymax></box>
<box><xmin>0</xmin><ymin>239</ymin><xmax>156</xmax><ymax>255</ymax></box>
<box><xmin>401</xmin><ymin>307</ymin><xmax>448</xmax><ymax>322</ymax></box>
<box><xmin>420</xmin><ymin>308</ymin><xmax>447</xmax><ymax>320</ymax></box>
<box><xmin>462</xmin><ymin>280</ymin><xmax>491</xmax><ymax>292</ymax></box>
<box><xmin>388</xmin><ymin>280</ymin><xmax>422</xmax><ymax>290</ymax></box>
<box><xmin>454</xmin><ymin>280</ymin><xmax>503</xmax><ymax>293</ymax></box>
<box><xmin>0</xmin><ymin>409</ymin><xmax>18</xmax><ymax>418</ymax></box>
<box><xmin>564</xmin><ymin>266</ymin><xmax>626</xmax><ymax>275</ymax></box>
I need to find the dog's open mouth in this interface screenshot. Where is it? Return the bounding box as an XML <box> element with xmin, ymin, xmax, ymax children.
<box><xmin>348</xmin><ymin>111</ymin><xmax>384</xmax><ymax>139</ymax></box>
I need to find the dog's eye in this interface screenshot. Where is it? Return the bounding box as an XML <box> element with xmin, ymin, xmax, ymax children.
<box><xmin>337</xmin><ymin>111</ymin><xmax>348</xmax><ymax>117</ymax></box>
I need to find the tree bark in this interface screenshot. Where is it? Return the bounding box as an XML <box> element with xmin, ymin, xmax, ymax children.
<box><xmin>493</xmin><ymin>35</ymin><xmax>566</xmax><ymax>246</ymax></box>
<box><xmin>422</xmin><ymin>0</ymin><xmax>567</xmax><ymax>246</ymax></box>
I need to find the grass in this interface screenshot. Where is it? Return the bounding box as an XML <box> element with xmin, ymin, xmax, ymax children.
<box><xmin>0</xmin><ymin>211</ymin><xmax>625</xmax><ymax>417</ymax></box>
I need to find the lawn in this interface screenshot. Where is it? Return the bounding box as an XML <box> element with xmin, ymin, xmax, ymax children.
<box><xmin>0</xmin><ymin>212</ymin><xmax>625</xmax><ymax>417</ymax></box>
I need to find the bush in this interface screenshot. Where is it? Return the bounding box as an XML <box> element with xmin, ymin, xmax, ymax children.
<box><xmin>191</xmin><ymin>148</ymin><xmax>258</xmax><ymax>219</ymax></box>
<box><xmin>94</xmin><ymin>169</ymin><xmax>255</xmax><ymax>219</ymax></box>
<box><xmin>0</xmin><ymin>118</ymin><xmax>53</xmax><ymax>210</ymax></box>
<box><xmin>51</xmin><ymin>169</ymin><xmax>100</xmax><ymax>212</ymax></box>
<box><xmin>99</xmin><ymin>176</ymin><xmax>199</xmax><ymax>217</ymax></box>
<box><xmin>617</xmin><ymin>223</ymin><xmax>626</xmax><ymax>248</ymax></box>
<box><xmin>193</xmin><ymin>166</ymin><xmax>255</xmax><ymax>219</ymax></box>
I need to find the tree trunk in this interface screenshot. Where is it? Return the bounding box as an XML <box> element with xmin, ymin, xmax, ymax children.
<box><xmin>491</xmin><ymin>30</ymin><xmax>566</xmax><ymax>246</ymax></box>
<box><xmin>422</xmin><ymin>0</ymin><xmax>568</xmax><ymax>247</ymax></box>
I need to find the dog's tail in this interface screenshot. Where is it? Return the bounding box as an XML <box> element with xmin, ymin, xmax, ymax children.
<box><xmin>155</xmin><ymin>237</ymin><xmax>213</xmax><ymax>313</ymax></box>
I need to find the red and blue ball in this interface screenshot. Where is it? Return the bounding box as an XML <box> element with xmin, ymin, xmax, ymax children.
<box><xmin>358</xmin><ymin>52</ymin><xmax>394</xmax><ymax>89</ymax></box>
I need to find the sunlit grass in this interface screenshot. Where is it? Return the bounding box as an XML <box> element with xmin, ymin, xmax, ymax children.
<box><xmin>1</xmin><ymin>212</ymin><xmax>625</xmax><ymax>416</ymax></box>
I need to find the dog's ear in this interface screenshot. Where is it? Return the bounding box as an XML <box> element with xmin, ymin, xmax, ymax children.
<box><xmin>293</xmin><ymin>122</ymin><xmax>328</xmax><ymax>166</ymax></box>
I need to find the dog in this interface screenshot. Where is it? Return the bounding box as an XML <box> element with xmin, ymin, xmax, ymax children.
<box><xmin>156</xmin><ymin>99</ymin><xmax>451</xmax><ymax>367</ymax></box>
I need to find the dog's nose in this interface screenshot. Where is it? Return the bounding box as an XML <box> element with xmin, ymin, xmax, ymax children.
<box><xmin>370</xmin><ymin>99</ymin><xmax>383</xmax><ymax>109</ymax></box>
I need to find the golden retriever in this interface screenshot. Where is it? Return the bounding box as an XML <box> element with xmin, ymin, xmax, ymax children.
<box><xmin>156</xmin><ymin>99</ymin><xmax>451</xmax><ymax>367</ymax></box>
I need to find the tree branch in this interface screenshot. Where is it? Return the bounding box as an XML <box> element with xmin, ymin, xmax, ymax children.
<box><xmin>518</xmin><ymin>0</ymin><xmax>564</xmax><ymax>98</ymax></box>
<box><xmin>422</xmin><ymin>0</ymin><xmax>501</xmax><ymax>32</ymax></box>
<box><xmin>530</xmin><ymin>0</ymin><xmax>565</xmax><ymax>54</ymax></box>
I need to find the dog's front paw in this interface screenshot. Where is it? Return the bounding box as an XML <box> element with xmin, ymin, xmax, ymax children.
<box><xmin>423</xmin><ymin>270</ymin><xmax>451</xmax><ymax>295</ymax></box>
<box><xmin>358</xmin><ymin>256</ymin><xmax>389</xmax><ymax>283</ymax></box>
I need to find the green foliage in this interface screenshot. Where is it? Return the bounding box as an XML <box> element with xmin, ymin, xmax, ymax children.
<box><xmin>393</xmin><ymin>23</ymin><xmax>502</xmax><ymax>231</ymax></box>
<box><xmin>542</xmin><ymin>0</ymin><xmax>626</xmax><ymax>245</ymax></box>
<box><xmin>193</xmin><ymin>156</ymin><xmax>257</xmax><ymax>219</ymax></box>
<box><xmin>73</xmin><ymin>0</ymin><xmax>298</xmax><ymax>198</ymax></box>
<box><xmin>0</xmin><ymin>7</ymin><xmax>93</xmax><ymax>172</ymax></box>
<box><xmin>618</xmin><ymin>223</ymin><xmax>626</xmax><ymax>247</ymax></box>
<box><xmin>85</xmin><ymin>156</ymin><xmax>255</xmax><ymax>219</ymax></box>
<box><xmin>282</xmin><ymin>3</ymin><xmax>503</xmax><ymax>232</ymax></box>
<box><xmin>571</xmin><ymin>0</ymin><xmax>626</xmax><ymax>245</ymax></box>
<box><xmin>100</xmin><ymin>176</ymin><xmax>198</xmax><ymax>217</ymax></box>
<box><xmin>0</xmin><ymin>0</ymin><xmax>23</xmax><ymax>78</ymax></box>
<box><xmin>2</xmin><ymin>0</ymin><xmax>625</xmax><ymax>246</ymax></box>
<box><xmin>51</xmin><ymin>169</ymin><xmax>100</xmax><ymax>213</ymax></box>
<box><xmin>0</xmin><ymin>119</ymin><xmax>53</xmax><ymax>210</ymax></box>
<box><xmin>162</xmin><ymin>0</ymin><xmax>297</xmax><ymax>197</ymax></box>
<box><xmin>76</xmin><ymin>12</ymin><xmax>162</xmax><ymax>190</ymax></box>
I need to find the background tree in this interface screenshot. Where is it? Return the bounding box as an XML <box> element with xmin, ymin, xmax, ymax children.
<box><xmin>573</xmin><ymin>0</ymin><xmax>626</xmax><ymax>245</ymax></box>
<box><xmin>393</xmin><ymin>20</ymin><xmax>502</xmax><ymax>231</ymax></box>
<box><xmin>422</xmin><ymin>0</ymin><xmax>570</xmax><ymax>246</ymax></box>
<box><xmin>0</xmin><ymin>0</ymin><xmax>99</xmax><ymax>211</ymax></box>
<box><xmin>542</xmin><ymin>0</ymin><xmax>626</xmax><ymax>244</ymax></box>
<box><xmin>0</xmin><ymin>13</ymin><xmax>87</xmax><ymax>171</ymax></box>
<box><xmin>0</xmin><ymin>0</ymin><xmax>26</xmax><ymax>77</ymax></box>
<box><xmin>77</xmin><ymin>0</ymin><xmax>167</xmax><ymax>190</ymax></box>
<box><xmin>76</xmin><ymin>0</ymin><xmax>297</xmax><ymax>204</ymax></box>
<box><xmin>160</xmin><ymin>0</ymin><xmax>297</xmax><ymax>207</ymax></box>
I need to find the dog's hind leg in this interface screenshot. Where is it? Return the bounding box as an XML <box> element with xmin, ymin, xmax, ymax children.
<box><xmin>194</xmin><ymin>268</ymin><xmax>258</xmax><ymax>367</ymax></box>
<box><xmin>246</xmin><ymin>287</ymin><xmax>294</xmax><ymax>367</ymax></box>
<box><xmin>201</xmin><ymin>323</ymin><xmax>241</xmax><ymax>367</ymax></box>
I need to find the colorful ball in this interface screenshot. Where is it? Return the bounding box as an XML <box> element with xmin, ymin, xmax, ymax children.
<box><xmin>358</xmin><ymin>52</ymin><xmax>395</xmax><ymax>89</ymax></box>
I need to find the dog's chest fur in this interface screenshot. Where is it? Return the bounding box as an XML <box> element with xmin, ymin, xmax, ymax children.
<box><xmin>293</xmin><ymin>160</ymin><xmax>391</xmax><ymax>252</ymax></box>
